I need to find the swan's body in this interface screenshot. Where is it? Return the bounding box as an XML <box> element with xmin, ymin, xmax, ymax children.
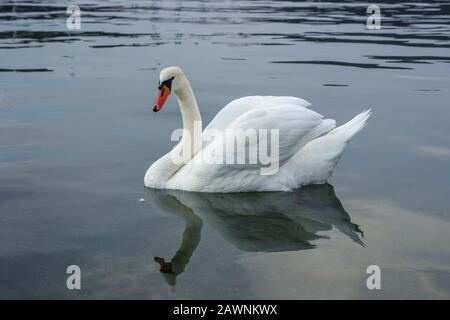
<box><xmin>145</xmin><ymin>66</ymin><xmax>371</xmax><ymax>193</ymax></box>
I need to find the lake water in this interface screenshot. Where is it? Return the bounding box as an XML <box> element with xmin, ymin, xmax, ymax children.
<box><xmin>1</xmin><ymin>0</ymin><xmax>449</xmax><ymax>299</ymax></box>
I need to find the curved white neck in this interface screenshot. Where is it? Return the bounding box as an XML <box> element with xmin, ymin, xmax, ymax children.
<box><xmin>172</xmin><ymin>76</ymin><xmax>203</xmax><ymax>162</ymax></box>
<box><xmin>145</xmin><ymin>76</ymin><xmax>202</xmax><ymax>187</ymax></box>
<box><xmin>175</xmin><ymin>82</ymin><xmax>201</xmax><ymax>128</ymax></box>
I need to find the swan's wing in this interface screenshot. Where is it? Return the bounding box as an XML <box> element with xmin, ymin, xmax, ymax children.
<box><xmin>224</xmin><ymin>104</ymin><xmax>333</xmax><ymax>166</ymax></box>
<box><xmin>205</xmin><ymin>96</ymin><xmax>312</xmax><ymax>132</ymax></box>
<box><xmin>168</xmin><ymin>103</ymin><xmax>335</xmax><ymax>191</ymax></box>
<box><xmin>198</xmin><ymin>103</ymin><xmax>335</xmax><ymax>172</ymax></box>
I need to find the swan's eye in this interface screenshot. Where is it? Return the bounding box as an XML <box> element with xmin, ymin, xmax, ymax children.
<box><xmin>158</xmin><ymin>77</ymin><xmax>175</xmax><ymax>90</ymax></box>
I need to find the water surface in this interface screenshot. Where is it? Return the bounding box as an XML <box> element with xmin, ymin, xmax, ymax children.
<box><xmin>1</xmin><ymin>0</ymin><xmax>450</xmax><ymax>299</ymax></box>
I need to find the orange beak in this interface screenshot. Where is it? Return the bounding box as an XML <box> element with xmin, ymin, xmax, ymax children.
<box><xmin>152</xmin><ymin>85</ymin><xmax>171</xmax><ymax>112</ymax></box>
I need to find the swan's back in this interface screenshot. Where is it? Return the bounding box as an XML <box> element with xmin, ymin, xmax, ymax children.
<box><xmin>205</xmin><ymin>96</ymin><xmax>312</xmax><ymax>132</ymax></box>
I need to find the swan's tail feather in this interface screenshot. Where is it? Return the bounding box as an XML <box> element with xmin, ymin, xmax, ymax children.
<box><xmin>289</xmin><ymin>109</ymin><xmax>372</xmax><ymax>187</ymax></box>
<box><xmin>329</xmin><ymin>109</ymin><xmax>372</xmax><ymax>141</ymax></box>
<box><xmin>296</xmin><ymin>118</ymin><xmax>336</xmax><ymax>150</ymax></box>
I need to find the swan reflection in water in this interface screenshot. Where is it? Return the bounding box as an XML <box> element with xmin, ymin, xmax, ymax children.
<box><xmin>146</xmin><ymin>183</ymin><xmax>363</xmax><ymax>286</ymax></box>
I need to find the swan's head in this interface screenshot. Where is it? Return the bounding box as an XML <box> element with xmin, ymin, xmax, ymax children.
<box><xmin>152</xmin><ymin>66</ymin><xmax>185</xmax><ymax>112</ymax></box>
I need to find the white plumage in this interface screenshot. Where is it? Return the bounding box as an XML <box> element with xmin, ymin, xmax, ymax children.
<box><xmin>145</xmin><ymin>67</ymin><xmax>371</xmax><ymax>193</ymax></box>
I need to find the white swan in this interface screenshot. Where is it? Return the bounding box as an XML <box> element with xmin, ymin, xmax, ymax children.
<box><xmin>145</xmin><ymin>66</ymin><xmax>371</xmax><ymax>193</ymax></box>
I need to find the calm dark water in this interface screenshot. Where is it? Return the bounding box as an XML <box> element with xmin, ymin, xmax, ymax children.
<box><xmin>1</xmin><ymin>0</ymin><xmax>450</xmax><ymax>299</ymax></box>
